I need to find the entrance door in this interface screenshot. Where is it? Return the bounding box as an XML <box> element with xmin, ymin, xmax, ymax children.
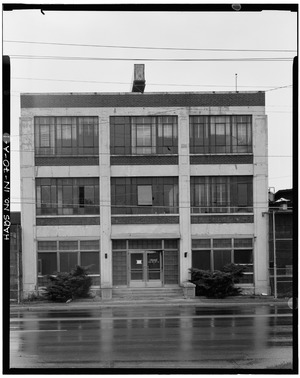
<box><xmin>129</xmin><ymin>251</ymin><xmax>162</xmax><ymax>287</ymax></box>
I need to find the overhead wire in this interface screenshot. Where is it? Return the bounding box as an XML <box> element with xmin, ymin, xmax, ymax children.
<box><xmin>4</xmin><ymin>39</ymin><xmax>297</xmax><ymax>53</ymax></box>
<box><xmin>10</xmin><ymin>76</ymin><xmax>294</xmax><ymax>91</ymax></box>
<box><xmin>9</xmin><ymin>55</ymin><xmax>294</xmax><ymax>62</ymax></box>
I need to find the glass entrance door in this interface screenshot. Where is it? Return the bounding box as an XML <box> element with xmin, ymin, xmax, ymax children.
<box><xmin>129</xmin><ymin>251</ymin><xmax>162</xmax><ymax>287</ymax></box>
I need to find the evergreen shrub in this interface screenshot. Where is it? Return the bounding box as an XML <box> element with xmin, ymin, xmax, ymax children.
<box><xmin>189</xmin><ymin>264</ymin><xmax>246</xmax><ymax>298</ymax></box>
<box><xmin>44</xmin><ymin>265</ymin><xmax>93</xmax><ymax>302</ymax></box>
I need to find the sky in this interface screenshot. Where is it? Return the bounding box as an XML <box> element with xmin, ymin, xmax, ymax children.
<box><xmin>2</xmin><ymin>2</ymin><xmax>297</xmax><ymax>211</ymax></box>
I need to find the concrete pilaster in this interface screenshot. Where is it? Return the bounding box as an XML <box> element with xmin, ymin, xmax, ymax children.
<box><xmin>253</xmin><ymin>115</ymin><xmax>269</xmax><ymax>294</ymax></box>
<box><xmin>178</xmin><ymin>112</ymin><xmax>191</xmax><ymax>283</ymax></box>
<box><xmin>99</xmin><ymin>115</ymin><xmax>112</xmax><ymax>298</ymax></box>
<box><xmin>20</xmin><ymin>117</ymin><xmax>36</xmax><ymax>297</ymax></box>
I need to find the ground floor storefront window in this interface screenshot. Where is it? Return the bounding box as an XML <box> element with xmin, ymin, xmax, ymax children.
<box><xmin>112</xmin><ymin>239</ymin><xmax>179</xmax><ymax>287</ymax></box>
<box><xmin>192</xmin><ymin>237</ymin><xmax>253</xmax><ymax>283</ymax></box>
<box><xmin>37</xmin><ymin>240</ymin><xmax>100</xmax><ymax>286</ymax></box>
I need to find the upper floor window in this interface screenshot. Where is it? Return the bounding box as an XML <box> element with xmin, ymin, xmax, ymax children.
<box><xmin>111</xmin><ymin>177</ymin><xmax>179</xmax><ymax>214</ymax></box>
<box><xmin>110</xmin><ymin>116</ymin><xmax>178</xmax><ymax>155</ymax></box>
<box><xmin>35</xmin><ymin>117</ymin><xmax>99</xmax><ymax>156</ymax></box>
<box><xmin>190</xmin><ymin>176</ymin><xmax>253</xmax><ymax>213</ymax></box>
<box><xmin>190</xmin><ymin>115</ymin><xmax>252</xmax><ymax>154</ymax></box>
<box><xmin>36</xmin><ymin>178</ymin><xmax>99</xmax><ymax>215</ymax></box>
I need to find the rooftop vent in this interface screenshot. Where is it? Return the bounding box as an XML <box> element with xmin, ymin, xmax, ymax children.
<box><xmin>131</xmin><ymin>64</ymin><xmax>146</xmax><ymax>93</ymax></box>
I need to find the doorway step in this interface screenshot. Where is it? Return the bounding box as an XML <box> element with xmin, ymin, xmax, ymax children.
<box><xmin>112</xmin><ymin>287</ymin><xmax>184</xmax><ymax>300</ymax></box>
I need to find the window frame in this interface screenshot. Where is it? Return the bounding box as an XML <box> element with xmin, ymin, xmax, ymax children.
<box><xmin>192</xmin><ymin>238</ymin><xmax>254</xmax><ymax>284</ymax></box>
<box><xmin>110</xmin><ymin>116</ymin><xmax>178</xmax><ymax>155</ymax></box>
<box><xmin>190</xmin><ymin>176</ymin><xmax>253</xmax><ymax>214</ymax></box>
<box><xmin>36</xmin><ymin>178</ymin><xmax>100</xmax><ymax>216</ymax></box>
<box><xmin>35</xmin><ymin>116</ymin><xmax>99</xmax><ymax>156</ymax></box>
<box><xmin>37</xmin><ymin>240</ymin><xmax>100</xmax><ymax>277</ymax></box>
<box><xmin>190</xmin><ymin>115</ymin><xmax>252</xmax><ymax>154</ymax></box>
<box><xmin>111</xmin><ymin>177</ymin><xmax>179</xmax><ymax>215</ymax></box>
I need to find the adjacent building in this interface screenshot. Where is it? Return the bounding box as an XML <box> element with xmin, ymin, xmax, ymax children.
<box><xmin>269</xmin><ymin>189</ymin><xmax>293</xmax><ymax>297</ymax></box>
<box><xmin>20</xmin><ymin>70</ymin><xmax>269</xmax><ymax>299</ymax></box>
<box><xmin>10</xmin><ymin>212</ymin><xmax>22</xmax><ymax>302</ymax></box>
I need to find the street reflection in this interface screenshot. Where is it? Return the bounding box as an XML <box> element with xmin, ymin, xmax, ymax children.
<box><xmin>10</xmin><ymin>304</ymin><xmax>293</xmax><ymax>368</ymax></box>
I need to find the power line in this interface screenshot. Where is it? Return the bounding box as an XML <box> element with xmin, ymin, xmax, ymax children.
<box><xmin>4</xmin><ymin>39</ymin><xmax>297</xmax><ymax>53</ymax></box>
<box><xmin>9</xmin><ymin>54</ymin><xmax>294</xmax><ymax>62</ymax></box>
<box><xmin>11</xmin><ymin>76</ymin><xmax>293</xmax><ymax>90</ymax></box>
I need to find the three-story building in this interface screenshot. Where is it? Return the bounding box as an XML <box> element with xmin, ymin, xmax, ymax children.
<box><xmin>20</xmin><ymin>81</ymin><xmax>269</xmax><ymax>298</ymax></box>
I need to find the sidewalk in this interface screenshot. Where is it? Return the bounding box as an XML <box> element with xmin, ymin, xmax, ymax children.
<box><xmin>10</xmin><ymin>295</ymin><xmax>291</xmax><ymax>311</ymax></box>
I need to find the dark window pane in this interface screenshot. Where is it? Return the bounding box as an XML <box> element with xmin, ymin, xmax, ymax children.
<box><xmin>38</xmin><ymin>253</ymin><xmax>57</xmax><ymax>275</ymax></box>
<box><xmin>112</xmin><ymin>251</ymin><xmax>127</xmax><ymax>285</ymax></box>
<box><xmin>112</xmin><ymin>240</ymin><xmax>127</xmax><ymax>250</ymax></box>
<box><xmin>213</xmin><ymin>250</ymin><xmax>231</xmax><ymax>270</ymax></box>
<box><xmin>81</xmin><ymin>252</ymin><xmax>100</xmax><ymax>273</ymax></box>
<box><xmin>129</xmin><ymin>239</ymin><xmax>162</xmax><ymax>250</ymax></box>
<box><xmin>131</xmin><ymin>271</ymin><xmax>143</xmax><ymax>280</ymax></box>
<box><xmin>164</xmin><ymin>239</ymin><xmax>178</xmax><ymax>249</ymax></box>
<box><xmin>234</xmin><ymin>250</ymin><xmax>253</xmax><ymax>264</ymax></box>
<box><xmin>192</xmin><ymin>250</ymin><xmax>211</xmax><ymax>270</ymax></box>
<box><xmin>60</xmin><ymin>252</ymin><xmax>78</xmax><ymax>272</ymax></box>
<box><xmin>239</xmin><ymin>274</ymin><xmax>253</xmax><ymax>284</ymax></box>
<box><xmin>237</xmin><ymin>183</ymin><xmax>248</xmax><ymax>206</ymax></box>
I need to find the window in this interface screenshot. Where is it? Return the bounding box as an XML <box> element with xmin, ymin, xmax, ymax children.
<box><xmin>36</xmin><ymin>178</ymin><xmax>99</xmax><ymax>215</ymax></box>
<box><xmin>35</xmin><ymin>117</ymin><xmax>99</xmax><ymax>156</ymax></box>
<box><xmin>111</xmin><ymin>177</ymin><xmax>179</xmax><ymax>214</ymax></box>
<box><xmin>110</xmin><ymin>116</ymin><xmax>178</xmax><ymax>155</ymax></box>
<box><xmin>192</xmin><ymin>238</ymin><xmax>253</xmax><ymax>283</ymax></box>
<box><xmin>132</xmin><ymin>117</ymin><xmax>155</xmax><ymax>154</ymax></box>
<box><xmin>190</xmin><ymin>115</ymin><xmax>252</xmax><ymax>154</ymax></box>
<box><xmin>190</xmin><ymin>176</ymin><xmax>253</xmax><ymax>213</ymax></box>
<box><xmin>37</xmin><ymin>240</ymin><xmax>100</xmax><ymax>277</ymax></box>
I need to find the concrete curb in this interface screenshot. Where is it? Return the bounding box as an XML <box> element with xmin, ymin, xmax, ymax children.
<box><xmin>10</xmin><ymin>296</ymin><xmax>290</xmax><ymax>311</ymax></box>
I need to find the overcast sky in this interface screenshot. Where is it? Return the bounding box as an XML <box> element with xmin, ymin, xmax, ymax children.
<box><xmin>3</xmin><ymin>4</ymin><xmax>296</xmax><ymax>211</ymax></box>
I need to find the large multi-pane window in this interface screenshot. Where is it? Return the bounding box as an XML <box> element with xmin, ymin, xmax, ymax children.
<box><xmin>110</xmin><ymin>116</ymin><xmax>178</xmax><ymax>155</ymax></box>
<box><xmin>190</xmin><ymin>176</ymin><xmax>253</xmax><ymax>213</ymax></box>
<box><xmin>36</xmin><ymin>178</ymin><xmax>99</xmax><ymax>215</ymax></box>
<box><xmin>192</xmin><ymin>238</ymin><xmax>254</xmax><ymax>283</ymax></box>
<box><xmin>35</xmin><ymin>117</ymin><xmax>99</xmax><ymax>155</ymax></box>
<box><xmin>111</xmin><ymin>177</ymin><xmax>179</xmax><ymax>214</ymax></box>
<box><xmin>190</xmin><ymin>115</ymin><xmax>252</xmax><ymax>154</ymax></box>
<box><xmin>37</xmin><ymin>240</ymin><xmax>100</xmax><ymax>277</ymax></box>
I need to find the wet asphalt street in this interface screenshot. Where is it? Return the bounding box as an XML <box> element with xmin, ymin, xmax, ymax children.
<box><xmin>9</xmin><ymin>304</ymin><xmax>293</xmax><ymax>370</ymax></box>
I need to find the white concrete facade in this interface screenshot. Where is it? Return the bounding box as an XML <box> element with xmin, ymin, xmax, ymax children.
<box><xmin>20</xmin><ymin>95</ymin><xmax>269</xmax><ymax>297</ymax></box>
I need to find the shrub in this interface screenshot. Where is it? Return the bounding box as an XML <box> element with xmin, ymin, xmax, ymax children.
<box><xmin>221</xmin><ymin>263</ymin><xmax>246</xmax><ymax>283</ymax></box>
<box><xmin>44</xmin><ymin>265</ymin><xmax>93</xmax><ymax>302</ymax></box>
<box><xmin>189</xmin><ymin>264</ymin><xmax>245</xmax><ymax>298</ymax></box>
